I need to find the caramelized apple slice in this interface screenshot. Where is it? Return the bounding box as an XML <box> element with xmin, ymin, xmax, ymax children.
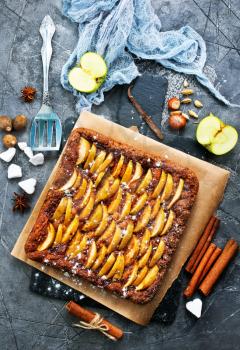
<box><xmin>94</xmin><ymin>171</ymin><xmax>105</xmax><ymax>187</ymax></box>
<box><xmin>167</xmin><ymin>178</ymin><xmax>184</xmax><ymax>209</ymax></box>
<box><xmin>108</xmin><ymin>187</ymin><xmax>122</xmax><ymax>214</ymax></box>
<box><xmin>130</xmin><ymin>193</ymin><xmax>148</xmax><ymax>214</ymax></box>
<box><xmin>124</xmin><ymin>235</ymin><xmax>139</xmax><ymax>266</ymax></box>
<box><xmin>79</xmin><ymin>195</ymin><xmax>95</xmax><ymax>220</ymax></box>
<box><xmin>96</xmin><ymin>153</ymin><xmax>113</xmax><ymax>174</ymax></box>
<box><xmin>107</xmin><ymin>225</ymin><xmax>122</xmax><ymax>253</ymax></box>
<box><xmin>95</xmin><ymin>178</ymin><xmax>110</xmax><ymax>203</ymax></box>
<box><xmin>92</xmin><ymin>245</ymin><xmax>107</xmax><ymax>270</ymax></box>
<box><xmin>139</xmin><ymin>228</ymin><xmax>151</xmax><ymax>256</ymax></box>
<box><xmin>133</xmin><ymin>266</ymin><xmax>148</xmax><ymax>286</ymax></box>
<box><xmin>85</xmin><ymin>241</ymin><xmax>97</xmax><ymax>268</ymax></box>
<box><xmin>90</xmin><ymin>150</ymin><xmax>106</xmax><ymax>174</ymax></box>
<box><xmin>59</xmin><ymin>169</ymin><xmax>78</xmax><ymax>191</ymax></box>
<box><xmin>82</xmin><ymin>204</ymin><xmax>103</xmax><ymax>231</ymax></box>
<box><xmin>76</xmin><ymin>137</ymin><xmax>90</xmax><ymax>165</ymax></box>
<box><xmin>121</xmin><ymin>160</ymin><xmax>133</xmax><ymax>183</ymax></box>
<box><xmin>66</xmin><ymin>230</ymin><xmax>82</xmax><ymax>257</ymax></box>
<box><xmin>95</xmin><ymin>205</ymin><xmax>108</xmax><ymax>236</ymax></box>
<box><xmin>112</xmin><ymin>155</ymin><xmax>124</xmax><ymax>177</ymax></box>
<box><xmin>161</xmin><ymin>210</ymin><xmax>175</xmax><ymax>235</ymax></box>
<box><xmin>37</xmin><ymin>223</ymin><xmax>56</xmax><ymax>251</ymax></box>
<box><xmin>160</xmin><ymin>173</ymin><xmax>173</xmax><ymax>202</ymax></box>
<box><xmin>84</xmin><ymin>143</ymin><xmax>97</xmax><ymax>169</ymax></box>
<box><xmin>64</xmin><ymin>197</ymin><xmax>73</xmax><ymax>226</ymax></box>
<box><xmin>71</xmin><ymin>234</ymin><xmax>88</xmax><ymax>258</ymax></box>
<box><xmin>136</xmin><ymin>169</ymin><xmax>152</xmax><ymax>194</ymax></box>
<box><xmin>74</xmin><ymin>178</ymin><xmax>87</xmax><ymax>200</ymax></box>
<box><xmin>151</xmin><ymin>208</ymin><xmax>166</xmax><ymax>237</ymax></box>
<box><xmin>118</xmin><ymin>193</ymin><xmax>132</xmax><ymax>221</ymax></box>
<box><xmin>72</xmin><ymin>172</ymin><xmax>82</xmax><ymax>191</ymax></box>
<box><xmin>108</xmin><ymin>178</ymin><xmax>120</xmax><ymax>197</ymax></box>
<box><xmin>106</xmin><ymin>254</ymin><xmax>124</xmax><ymax>279</ymax></box>
<box><xmin>119</xmin><ymin>221</ymin><xmax>134</xmax><ymax>249</ymax></box>
<box><xmin>129</xmin><ymin>162</ymin><xmax>143</xmax><ymax>184</ymax></box>
<box><xmin>53</xmin><ymin>223</ymin><xmax>63</xmax><ymax>246</ymax></box>
<box><xmin>150</xmin><ymin>198</ymin><xmax>160</xmax><ymax>220</ymax></box>
<box><xmin>62</xmin><ymin>215</ymin><xmax>80</xmax><ymax>243</ymax></box>
<box><xmin>138</xmin><ymin>243</ymin><xmax>152</xmax><ymax>268</ymax></box>
<box><xmin>149</xmin><ymin>240</ymin><xmax>165</xmax><ymax>267</ymax></box>
<box><xmin>79</xmin><ymin>180</ymin><xmax>93</xmax><ymax>209</ymax></box>
<box><xmin>123</xmin><ymin>263</ymin><xmax>138</xmax><ymax>288</ymax></box>
<box><xmin>135</xmin><ymin>265</ymin><xmax>159</xmax><ymax>290</ymax></box>
<box><xmin>151</xmin><ymin>170</ymin><xmax>167</xmax><ymax>198</ymax></box>
<box><xmin>98</xmin><ymin>221</ymin><xmax>116</xmax><ymax>243</ymax></box>
<box><xmin>98</xmin><ymin>253</ymin><xmax>116</xmax><ymax>277</ymax></box>
<box><xmin>133</xmin><ymin>204</ymin><xmax>151</xmax><ymax>232</ymax></box>
<box><xmin>52</xmin><ymin>197</ymin><xmax>68</xmax><ymax>220</ymax></box>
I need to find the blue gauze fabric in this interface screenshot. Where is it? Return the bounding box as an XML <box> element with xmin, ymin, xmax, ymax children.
<box><xmin>61</xmin><ymin>0</ymin><xmax>238</xmax><ymax>111</ymax></box>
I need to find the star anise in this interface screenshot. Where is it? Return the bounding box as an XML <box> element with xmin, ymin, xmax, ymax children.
<box><xmin>21</xmin><ymin>86</ymin><xmax>37</xmax><ymax>103</ymax></box>
<box><xmin>12</xmin><ymin>192</ymin><xmax>30</xmax><ymax>213</ymax></box>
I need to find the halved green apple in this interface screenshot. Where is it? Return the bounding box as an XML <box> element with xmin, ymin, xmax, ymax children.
<box><xmin>196</xmin><ymin>114</ymin><xmax>238</xmax><ymax>155</ymax></box>
<box><xmin>68</xmin><ymin>52</ymin><xmax>107</xmax><ymax>93</ymax></box>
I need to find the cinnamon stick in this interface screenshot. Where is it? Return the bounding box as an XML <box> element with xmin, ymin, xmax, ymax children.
<box><xmin>66</xmin><ymin>301</ymin><xmax>123</xmax><ymax>340</ymax></box>
<box><xmin>127</xmin><ymin>86</ymin><xmax>164</xmax><ymax>141</ymax></box>
<box><xmin>199</xmin><ymin>239</ymin><xmax>238</xmax><ymax>296</ymax></box>
<box><xmin>185</xmin><ymin>216</ymin><xmax>218</xmax><ymax>273</ymax></box>
<box><xmin>199</xmin><ymin>246</ymin><xmax>222</xmax><ymax>283</ymax></box>
<box><xmin>184</xmin><ymin>243</ymin><xmax>217</xmax><ymax>298</ymax></box>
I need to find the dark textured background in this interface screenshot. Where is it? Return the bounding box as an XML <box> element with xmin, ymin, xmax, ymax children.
<box><xmin>0</xmin><ymin>1</ymin><xmax>240</xmax><ymax>349</ymax></box>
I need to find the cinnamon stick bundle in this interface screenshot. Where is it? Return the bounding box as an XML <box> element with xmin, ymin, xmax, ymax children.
<box><xmin>66</xmin><ymin>301</ymin><xmax>123</xmax><ymax>340</ymax></box>
<box><xmin>185</xmin><ymin>216</ymin><xmax>219</xmax><ymax>274</ymax></box>
<box><xmin>184</xmin><ymin>243</ymin><xmax>217</xmax><ymax>298</ymax></box>
<box><xmin>199</xmin><ymin>239</ymin><xmax>238</xmax><ymax>296</ymax></box>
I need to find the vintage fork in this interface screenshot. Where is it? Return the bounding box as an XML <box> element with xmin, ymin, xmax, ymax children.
<box><xmin>30</xmin><ymin>15</ymin><xmax>62</xmax><ymax>151</ymax></box>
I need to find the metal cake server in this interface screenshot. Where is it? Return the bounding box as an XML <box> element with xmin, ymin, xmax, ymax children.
<box><xmin>30</xmin><ymin>15</ymin><xmax>62</xmax><ymax>151</ymax></box>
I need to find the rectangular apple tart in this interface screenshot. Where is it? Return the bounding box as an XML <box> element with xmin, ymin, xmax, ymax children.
<box><xmin>25</xmin><ymin>128</ymin><xmax>199</xmax><ymax>304</ymax></box>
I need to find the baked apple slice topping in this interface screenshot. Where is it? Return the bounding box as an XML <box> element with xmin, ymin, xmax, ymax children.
<box><xmin>123</xmin><ymin>263</ymin><xmax>138</xmax><ymax>288</ymax></box>
<box><xmin>85</xmin><ymin>241</ymin><xmax>97</xmax><ymax>268</ymax></box>
<box><xmin>149</xmin><ymin>240</ymin><xmax>165</xmax><ymax>267</ymax></box>
<box><xmin>118</xmin><ymin>192</ymin><xmax>132</xmax><ymax>221</ymax></box>
<box><xmin>151</xmin><ymin>208</ymin><xmax>166</xmax><ymax>237</ymax></box>
<box><xmin>107</xmin><ymin>225</ymin><xmax>122</xmax><ymax>253</ymax></box>
<box><xmin>151</xmin><ymin>170</ymin><xmax>167</xmax><ymax>198</ymax></box>
<box><xmin>82</xmin><ymin>204</ymin><xmax>103</xmax><ymax>231</ymax></box>
<box><xmin>84</xmin><ymin>143</ymin><xmax>97</xmax><ymax>169</ymax></box>
<box><xmin>89</xmin><ymin>150</ymin><xmax>106</xmax><ymax>174</ymax></box>
<box><xmin>133</xmin><ymin>204</ymin><xmax>151</xmax><ymax>232</ymax></box>
<box><xmin>92</xmin><ymin>245</ymin><xmax>107</xmax><ymax>270</ymax></box>
<box><xmin>118</xmin><ymin>221</ymin><xmax>134</xmax><ymax>249</ymax></box>
<box><xmin>161</xmin><ymin>210</ymin><xmax>175</xmax><ymax>235</ymax></box>
<box><xmin>112</xmin><ymin>155</ymin><xmax>124</xmax><ymax>177</ymax></box>
<box><xmin>129</xmin><ymin>162</ymin><xmax>143</xmax><ymax>184</ymax></box>
<box><xmin>106</xmin><ymin>254</ymin><xmax>124</xmax><ymax>279</ymax></box>
<box><xmin>167</xmin><ymin>178</ymin><xmax>184</xmax><ymax>209</ymax></box>
<box><xmin>136</xmin><ymin>169</ymin><xmax>152</xmax><ymax>194</ymax></box>
<box><xmin>160</xmin><ymin>173</ymin><xmax>173</xmax><ymax>202</ymax></box>
<box><xmin>139</xmin><ymin>228</ymin><xmax>151</xmax><ymax>256</ymax></box>
<box><xmin>62</xmin><ymin>215</ymin><xmax>80</xmax><ymax>243</ymax></box>
<box><xmin>130</xmin><ymin>192</ymin><xmax>148</xmax><ymax>215</ymax></box>
<box><xmin>98</xmin><ymin>253</ymin><xmax>116</xmax><ymax>277</ymax></box>
<box><xmin>135</xmin><ymin>265</ymin><xmax>159</xmax><ymax>290</ymax></box>
<box><xmin>37</xmin><ymin>223</ymin><xmax>56</xmax><ymax>251</ymax></box>
<box><xmin>76</xmin><ymin>137</ymin><xmax>90</xmax><ymax>165</ymax></box>
<box><xmin>121</xmin><ymin>160</ymin><xmax>133</xmax><ymax>183</ymax></box>
<box><xmin>59</xmin><ymin>169</ymin><xmax>78</xmax><ymax>191</ymax></box>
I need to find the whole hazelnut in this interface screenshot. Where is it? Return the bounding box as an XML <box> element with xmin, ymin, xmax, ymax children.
<box><xmin>0</xmin><ymin>115</ymin><xmax>12</xmax><ymax>132</ymax></box>
<box><xmin>2</xmin><ymin>134</ymin><xmax>17</xmax><ymax>148</ymax></box>
<box><xmin>168</xmin><ymin>114</ymin><xmax>187</xmax><ymax>130</ymax></box>
<box><xmin>13</xmin><ymin>114</ymin><xmax>28</xmax><ymax>130</ymax></box>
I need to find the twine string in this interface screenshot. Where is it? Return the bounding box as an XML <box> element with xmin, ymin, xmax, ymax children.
<box><xmin>73</xmin><ymin>313</ymin><xmax>117</xmax><ymax>341</ymax></box>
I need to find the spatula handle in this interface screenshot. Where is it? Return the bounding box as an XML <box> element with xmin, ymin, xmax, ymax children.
<box><xmin>40</xmin><ymin>15</ymin><xmax>55</xmax><ymax>103</ymax></box>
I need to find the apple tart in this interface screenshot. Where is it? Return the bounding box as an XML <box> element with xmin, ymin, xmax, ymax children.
<box><xmin>25</xmin><ymin>128</ymin><xmax>199</xmax><ymax>303</ymax></box>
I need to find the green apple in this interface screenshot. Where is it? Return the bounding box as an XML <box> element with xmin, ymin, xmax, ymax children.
<box><xmin>196</xmin><ymin>113</ymin><xmax>238</xmax><ymax>155</ymax></box>
<box><xmin>68</xmin><ymin>52</ymin><xmax>107</xmax><ymax>93</ymax></box>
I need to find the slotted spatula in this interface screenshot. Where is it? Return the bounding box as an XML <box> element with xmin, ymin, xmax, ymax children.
<box><xmin>30</xmin><ymin>15</ymin><xmax>62</xmax><ymax>151</ymax></box>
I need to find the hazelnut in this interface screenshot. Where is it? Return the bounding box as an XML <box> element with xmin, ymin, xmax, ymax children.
<box><xmin>2</xmin><ymin>134</ymin><xmax>17</xmax><ymax>148</ymax></box>
<box><xmin>167</xmin><ymin>97</ymin><xmax>180</xmax><ymax>111</ymax></box>
<box><xmin>13</xmin><ymin>114</ymin><xmax>28</xmax><ymax>130</ymax></box>
<box><xmin>168</xmin><ymin>114</ymin><xmax>187</xmax><ymax>130</ymax></box>
<box><xmin>0</xmin><ymin>115</ymin><xmax>12</xmax><ymax>132</ymax></box>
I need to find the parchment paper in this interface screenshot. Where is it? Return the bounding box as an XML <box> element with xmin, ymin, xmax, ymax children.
<box><xmin>12</xmin><ymin>111</ymin><xmax>229</xmax><ymax>325</ymax></box>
